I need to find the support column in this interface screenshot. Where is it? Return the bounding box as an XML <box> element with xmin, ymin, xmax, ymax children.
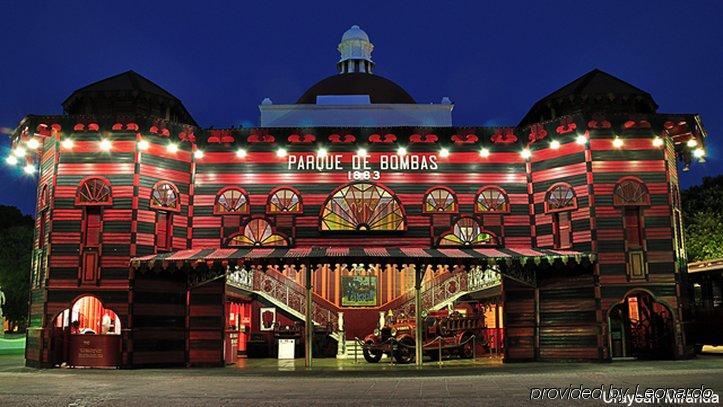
<box><xmin>414</xmin><ymin>265</ymin><xmax>423</xmax><ymax>366</ymax></box>
<box><xmin>305</xmin><ymin>264</ymin><xmax>313</xmax><ymax>368</ymax></box>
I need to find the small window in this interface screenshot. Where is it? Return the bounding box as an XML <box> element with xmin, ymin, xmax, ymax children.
<box><xmin>437</xmin><ymin>216</ymin><xmax>498</xmax><ymax>247</ymax></box>
<box><xmin>83</xmin><ymin>207</ymin><xmax>102</xmax><ymax>248</ymax></box>
<box><xmin>423</xmin><ymin>187</ymin><xmax>458</xmax><ymax>214</ymax></box>
<box><xmin>38</xmin><ymin>184</ymin><xmax>49</xmax><ymax>210</ymax></box>
<box><xmin>214</xmin><ymin>187</ymin><xmax>250</xmax><ymax>215</ymax></box>
<box><xmin>155</xmin><ymin>212</ymin><xmax>173</xmax><ymax>251</ymax></box>
<box><xmin>150</xmin><ymin>181</ymin><xmax>180</xmax><ymax>212</ymax></box>
<box><xmin>75</xmin><ymin>177</ymin><xmax>112</xmax><ymax>206</ymax></box>
<box><xmin>624</xmin><ymin>207</ymin><xmax>643</xmax><ymax>248</ymax></box>
<box><xmin>613</xmin><ymin>178</ymin><xmax>650</xmax><ymax>207</ymax></box>
<box><xmin>475</xmin><ymin>187</ymin><xmax>509</xmax><ymax>213</ymax></box>
<box><xmin>226</xmin><ymin>218</ymin><xmax>288</xmax><ymax>247</ymax></box>
<box><xmin>552</xmin><ymin>211</ymin><xmax>572</xmax><ymax>249</ymax></box>
<box><xmin>267</xmin><ymin>187</ymin><xmax>303</xmax><ymax>214</ymax></box>
<box><xmin>545</xmin><ymin>183</ymin><xmax>577</xmax><ymax>213</ymax></box>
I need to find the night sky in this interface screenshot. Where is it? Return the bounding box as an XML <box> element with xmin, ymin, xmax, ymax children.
<box><xmin>1</xmin><ymin>1</ymin><xmax>720</xmax><ymax>215</ymax></box>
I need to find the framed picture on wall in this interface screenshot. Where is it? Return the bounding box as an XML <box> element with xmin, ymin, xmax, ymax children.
<box><xmin>341</xmin><ymin>275</ymin><xmax>378</xmax><ymax>307</ymax></box>
<box><xmin>260</xmin><ymin>307</ymin><xmax>276</xmax><ymax>331</ymax></box>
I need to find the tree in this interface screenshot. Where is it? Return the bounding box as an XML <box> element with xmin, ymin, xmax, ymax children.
<box><xmin>681</xmin><ymin>176</ymin><xmax>723</xmax><ymax>262</ymax></box>
<box><xmin>0</xmin><ymin>205</ymin><xmax>34</xmax><ymax>331</ymax></box>
<box><xmin>0</xmin><ymin>226</ymin><xmax>33</xmax><ymax>330</ymax></box>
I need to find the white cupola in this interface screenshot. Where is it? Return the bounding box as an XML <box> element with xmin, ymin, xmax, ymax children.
<box><xmin>337</xmin><ymin>25</ymin><xmax>374</xmax><ymax>74</ymax></box>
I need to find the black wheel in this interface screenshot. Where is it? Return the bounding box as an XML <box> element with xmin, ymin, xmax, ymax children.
<box><xmin>363</xmin><ymin>342</ymin><xmax>383</xmax><ymax>363</ymax></box>
<box><xmin>460</xmin><ymin>334</ymin><xmax>474</xmax><ymax>359</ymax></box>
<box><xmin>393</xmin><ymin>337</ymin><xmax>415</xmax><ymax>364</ymax></box>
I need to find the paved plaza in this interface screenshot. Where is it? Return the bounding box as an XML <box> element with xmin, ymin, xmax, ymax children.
<box><xmin>0</xmin><ymin>351</ymin><xmax>722</xmax><ymax>406</ymax></box>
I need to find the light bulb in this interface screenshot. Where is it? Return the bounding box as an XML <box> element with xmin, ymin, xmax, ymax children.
<box><xmin>652</xmin><ymin>137</ymin><xmax>663</xmax><ymax>147</ymax></box>
<box><xmin>317</xmin><ymin>147</ymin><xmax>328</xmax><ymax>157</ymax></box>
<box><xmin>236</xmin><ymin>148</ymin><xmax>247</xmax><ymax>158</ymax></box>
<box><xmin>356</xmin><ymin>148</ymin><xmax>368</xmax><ymax>157</ymax></box>
<box><xmin>276</xmin><ymin>148</ymin><xmax>287</xmax><ymax>158</ymax></box>
<box><xmin>439</xmin><ymin>148</ymin><xmax>450</xmax><ymax>158</ymax></box>
<box><xmin>575</xmin><ymin>135</ymin><xmax>588</xmax><ymax>145</ymax></box>
<box><xmin>99</xmin><ymin>139</ymin><xmax>112</xmax><ymax>151</ymax></box>
<box><xmin>397</xmin><ymin>147</ymin><xmax>407</xmax><ymax>157</ymax></box>
<box><xmin>23</xmin><ymin>163</ymin><xmax>36</xmax><ymax>174</ymax></box>
<box><xmin>550</xmin><ymin>140</ymin><xmax>561</xmax><ymax>149</ymax></box>
<box><xmin>520</xmin><ymin>148</ymin><xmax>532</xmax><ymax>159</ymax></box>
<box><xmin>166</xmin><ymin>143</ymin><xmax>178</xmax><ymax>153</ymax></box>
<box><xmin>13</xmin><ymin>147</ymin><xmax>26</xmax><ymax>157</ymax></box>
<box><xmin>61</xmin><ymin>138</ymin><xmax>74</xmax><ymax>150</ymax></box>
<box><xmin>693</xmin><ymin>148</ymin><xmax>706</xmax><ymax>159</ymax></box>
<box><xmin>5</xmin><ymin>155</ymin><xmax>18</xmax><ymax>166</ymax></box>
<box><xmin>26</xmin><ymin>138</ymin><xmax>40</xmax><ymax>149</ymax></box>
<box><xmin>137</xmin><ymin>139</ymin><xmax>149</xmax><ymax>150</ymax></box>
<box><xmin>479</xmin><ymin>148</ymin><xmax>490</xmax><ymax>158</ymax></box>
<box><xmin>687</xmin><ymin>138</ymin><xmax>698</xmax><ymax>148</ymax></box>
<box><xmin>194</xmin><ymin>149</ymin><xmax>204</xmax><ymax>159</ymax></box>
<box><xmin>612</xmin><ymin>137</ymin><xmax>624</xmax><ymax>149</ymax></box>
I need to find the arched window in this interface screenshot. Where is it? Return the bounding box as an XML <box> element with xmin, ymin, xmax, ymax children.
<box><xmin>613</xmin><ymin>178</ymin><xmax>649</xmax><ymax>279</ymax></box>
<box><xmin>438</xmin><ymin>217</ymin><xmax>498</xmax><ymax>247</ymax></box>
<box><xmin>544</xmin><ymin>183</ymin><xmax>577</xmax><ymax>213</ymax></box>
<box><xmin>423</xmin><ymin>187</ymin><xmax>458</xmax><ymax>214</ymax></box>
<box><xmin>150</xmin><ymin>181</ymin><xmax>180</xmax><ymax>212</ymax></box>
<box><xmin>613</xmin><ymin>178</ymin><xmax>650</xmax><ymax>206</ymax></box>
<box><xmin>475</xmin><ymin>186</ymin><xmax>509</xmax><ymax>213</ymax></box>
<box><xmin>320</xmin><ymin>182</ymin><xmax>406</xmax><ymax>231</ymax></box>
<box><xmin>38</xmin><ymin>184</ymin><xmax>49</xmax><ymax>210</ymax></box>
<box><xmin>226</xmin><ymin>218</ymin><xmax>289</xmax><ymax>247</ymax></box>
<box><xmin>75</xmin><ymin>177</ymin><xmax>112</xmax><ymax>206</ymax></box>
<box><xmin>267</xmin><ymin>187</ymin><xmax>303</xmax><ymax>214</ymax></box>
<box><xmin>214</xmin><ymin>187</ymin><xmax>250</xmax><ymax>215</ymax></box>
<box><xmin>545</xmin><ymin>183</ymin><xmax>576</xmax><ymax>249</ymax></box>
<box><xmin>150</xmin><ymin>181</ymin><xmax>179</xmax><ymax>251</ymax></box>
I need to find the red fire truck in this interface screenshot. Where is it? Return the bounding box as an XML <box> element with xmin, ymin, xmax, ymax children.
<box><xmin>362</xmin><ymin>310</ymin><xmax>485</xmax><ymax>364</ymax></box>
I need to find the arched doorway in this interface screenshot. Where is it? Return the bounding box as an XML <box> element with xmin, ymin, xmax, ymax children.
<box><xmin>50</xmin><ymin>295</ymin><xmax>122</xmax><ymax>367</ymax></box>
<box><xmin>608</xmin><ymin>291</ymin><xmax>674</xmax><ymax>359</ymax></box>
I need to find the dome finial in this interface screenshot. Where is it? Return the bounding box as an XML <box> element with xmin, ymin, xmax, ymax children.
<box><xmin>337</xmin><ymin>25</ymin><xmax>374</xmax><ymax>74</ymax></box>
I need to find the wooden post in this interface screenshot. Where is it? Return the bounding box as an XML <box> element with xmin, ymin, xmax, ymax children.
<box><xmin>414</xmin><ymin>265</ymin><xmax>423</xmax><ymax>366</ymax></box>
<box><xmin>305</xmin><ymin>264</ymin><xmax>313</xmax><ymax>368</ymax></box>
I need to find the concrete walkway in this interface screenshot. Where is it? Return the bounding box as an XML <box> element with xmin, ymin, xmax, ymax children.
<box><xmin>0</xmin><ymin>353</ymin><xmax>722</xmax><ymax>406</ymax></box>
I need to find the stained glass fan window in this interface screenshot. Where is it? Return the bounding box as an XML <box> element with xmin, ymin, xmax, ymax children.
<box><xmin>76</xmin><ymin>178</ymin><xmax>112</xmax><ymax>205</ymax></box>
<box><xmin>423</xmin><ymin>188</ymin><xmax>457</xmax><ymax>213</ymax></box>
<box><xmin>613</xmin><ymin>179</ymin><xmax>650</xmax><ymax>206</ymax></box>
<box><xmin>475</xmin><ymin>187</ymin><xmax>508</xmax><ymax>213</ymax></box>
<box><xmin>321</xmin><ymin>183</ymin><xmax>405</xmax><ymax>231</ymax></box>
<box><xmin>267</xmin><ymin>188</ymin><xmax>302</xmax><ymax>214</ymax></box>
<box><xmin>545</xmin><ymin>184</ymin><xmax>576</xmax><ymax>212</ymax></box>
<box><xmin>215</xmin><ymin>188</ymin><xmax>249</xmax><ymax>214</ymax></box>
<box><xmin>227</xmin><ymin>218</ymin><xmax>288</xmax><ymax>247</ymax></box>
<box><xmin>151</xmin><ymin>182</ymin><xmax>179</xmax><ymax>211</ymax></box>
<box><xmin>438</xmin><ymin>217</ymin><xmax>497</xmax><ymax>247</ymax></box>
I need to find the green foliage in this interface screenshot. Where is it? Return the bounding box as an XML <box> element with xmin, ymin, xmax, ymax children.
<box><xmin>682</xmin><ymin>176</ymin><xmax>723</xmax><ymax>262</ymax></box>
<box><xmin>0</xmin><ymin>225</ymin><xmax>33</xmax><ymax>329</ymax></box>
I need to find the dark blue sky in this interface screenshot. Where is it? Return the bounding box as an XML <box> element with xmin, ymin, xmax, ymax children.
<box><xmin>1</xmin><ymin>1</ymin><xmax>721</xmax><ymax>215</ymax></box>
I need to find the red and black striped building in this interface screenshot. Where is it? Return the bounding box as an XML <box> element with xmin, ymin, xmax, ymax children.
<box><xmin>9</xmin><ymin>53</ymin><xmax>708</xmax><ymax>368</ymax></box>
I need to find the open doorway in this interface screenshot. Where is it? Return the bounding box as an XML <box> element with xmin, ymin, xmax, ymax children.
<box><xmin>51</xmin><ymin>295</ymin><xmax>122</xmax><ymax>367</ymax></box>
<box><xmin>609</xmin><ymin>291</ymin><xmax>674</xmax><ymax>359</ymax></box>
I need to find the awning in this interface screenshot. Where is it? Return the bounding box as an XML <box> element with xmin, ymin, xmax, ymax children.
<box><xmin>131</xmin><ymin>246</ymin><xmax>593</xmax><ymax>270</ymax></box>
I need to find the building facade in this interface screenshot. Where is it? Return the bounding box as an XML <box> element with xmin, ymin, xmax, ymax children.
<box><xmin>9</xmin><ymin>26</ymin><xmax>708</xmax><ymax>368</ymax></box>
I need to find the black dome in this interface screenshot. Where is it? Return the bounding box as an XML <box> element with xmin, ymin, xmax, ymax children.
<box><xmin>297</xmin><ymin>73</ymin><xmax>415</xmax><ymax>104</ymax></box>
